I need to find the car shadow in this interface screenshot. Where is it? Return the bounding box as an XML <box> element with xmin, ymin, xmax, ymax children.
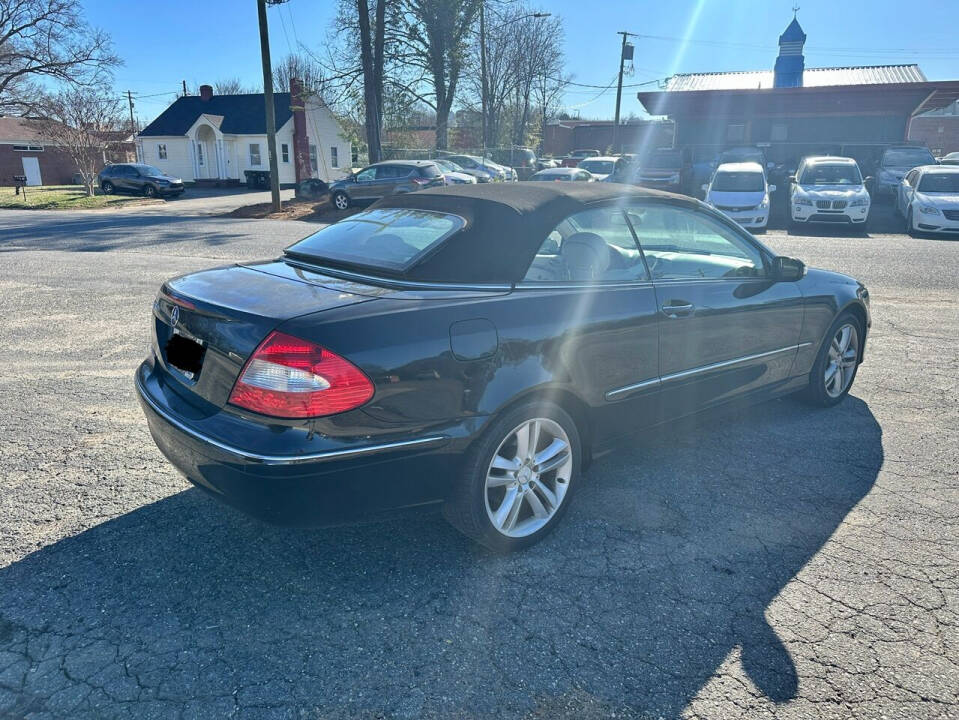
<box><xmin>0</xmin><ymin>396</ymin><xmax>881</xmax><ymax>718</ymax></box>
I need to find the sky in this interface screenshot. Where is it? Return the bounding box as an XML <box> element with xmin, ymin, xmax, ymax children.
<box><xmin>82</xmin><ymin>0</ymin><xmax>959</xmax><ymax>126</ymax></box>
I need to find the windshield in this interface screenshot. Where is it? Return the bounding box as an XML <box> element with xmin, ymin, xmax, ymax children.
<box><xmin>711</xmin><ymin>171</ymin><xmax>765</xmax><ymax>192</ymax></box>
<box><xmin>643</xmin><ymin>151</ymin><xmax>681</xmax><ymax>169</ymax></box>
<box><xmin>134</xmin><ymin>164</ymin><xmax>164</xmax><ymax>176</ymax></box>
<box><xmin>800</xmin><ymin>164</ymin><xmax>862</xmax><ymax>185</ymax></box>
<box><xmin>917</xmin><ymin>173</ymin><xmax>959</xmax><ymax>193</ymax></box>
<box><xmin>531</xmin><ymin>171</ymin><xmax>571</xmax><ymax>181</ymax></box>
<box><xmin>578</xmin><ymin>160</ymin><xmax>615</xmax><ymax>175</ymax></box>
<box><xmin>285</xmin><ymin>208</ymin><xmax>465</xmax><ymax>273</ymax></box>
<box><xmin>882</xmin><ymin>148</ymin><xmax>934</xmax><ymax>167</ymax></box>
<box><xmin>720</xmin><ymin>149</ymin><xmax>764</xmax><ymax>165</ymax></box>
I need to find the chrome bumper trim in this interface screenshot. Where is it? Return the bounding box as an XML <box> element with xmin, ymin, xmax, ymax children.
<box><xmin>135</xmin><ymin>373</ymin><xmax>448</xmax><ymax>466</ymax></box>
<box><xmin>605</xmin><ymin>343</ymin><xmax>813</xmax><ymax>401</ymax></box>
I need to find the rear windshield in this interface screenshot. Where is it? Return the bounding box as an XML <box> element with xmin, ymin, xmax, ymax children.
<box><xmin>578</xmin><ymin>160</ymin><xmax>615</xmax><ymax>175</ymax></box>
<box><xmin>918</xmin><ymin>173</ymin><xmax>959</xmax><ymax>193</ymax></box>
<box><xmin>418</xmin><ymin>164</ymin><xmax>442</xmax><ymax>178</ymax></box>
<box><xmin>882</xmin><ymin>148</ymin><xmax>934</xmax><ymax>167</ymax></box>
<box><xmin>285</xmin><ymin>208</ymin><xmax>465</xmax><ymax>273</ymax></box>
<box><xmin>800</xmin><ymin>164</ymin><xmax>862</xmax><ymax>185</ymax></box>
<box><xmin>711</xmin><ymin>171</ymin><xmax>765</xmax><ymax>192</ymax></box>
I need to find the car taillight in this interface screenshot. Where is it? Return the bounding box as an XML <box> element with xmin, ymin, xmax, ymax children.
<box><xmin>228</xmin><ymin>331</ymin><xmax>374</xmax><ymax>418</ymax></box>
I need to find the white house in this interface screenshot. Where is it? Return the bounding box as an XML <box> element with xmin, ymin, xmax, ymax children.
<box><xmin>136</xmin><ymin>82</ymin><xmax>350</xmax><ymax>186</ymax></box>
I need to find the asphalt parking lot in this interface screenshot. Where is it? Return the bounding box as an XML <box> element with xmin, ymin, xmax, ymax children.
<box><xmin>0</xmin><ymin>205</ymin><xmax>956</xmax><ymax>719</ymax></box>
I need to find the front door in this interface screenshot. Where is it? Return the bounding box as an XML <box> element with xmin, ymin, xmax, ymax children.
<box><xmin>629</xmin><ymin>202</ymin><xmax>804</xmax><ymax>421</ymax></box>
<box><xmin>21</xmin><ymin>156</ymin><xmax>41</xmax><ymax>186</ymax></box>
<box><xmin>351</xmin><ymin>166</ymin><xmax>382</xmax><ymax>200</ymax></box>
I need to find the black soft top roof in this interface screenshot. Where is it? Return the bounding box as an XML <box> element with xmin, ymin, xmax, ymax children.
<box><xmin>372</xmin><ymin>183</ymin><xmax>691</xmax><ymax>284</ymax></box>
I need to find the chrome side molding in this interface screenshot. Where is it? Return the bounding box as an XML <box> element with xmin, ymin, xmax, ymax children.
<box><xmin>605</xmin><ymin>343</ymin><xmax>812</xmax><ymax>401</ymax></box>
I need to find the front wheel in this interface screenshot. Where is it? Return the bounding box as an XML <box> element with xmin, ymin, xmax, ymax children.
<box><xmin>332</xmin><ymin>191</ymin><xmax>350</xmax><ymax>210</ymax></box>
<box><xmin>906</xmin><ymin>208</ymin><xmax>918</xmax><ymax>237</ymax></box>
<box><xmin>444</xmin><ymin>401</ymin><xmax>581</xmax><ymax>552</ymax></box>
<box><xmin>800</xmin><ymin>312</ymin><xmax>863</xmax><ymax>407</ymax></box>
<box><xmin>143</xmin><ymin>184</ymin><xmax>157</xmax><ymax>198</ymax></box>
<box><xmin>101</xmin><ymin>181</ymin><xmax>114</xmax><ymax>194</ymax></box>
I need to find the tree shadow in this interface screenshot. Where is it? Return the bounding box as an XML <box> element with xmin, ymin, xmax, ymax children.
<box><xmin>0</xmin><ymin>396</ymin><xmax>881</xmax><ymax>719</ymax></box>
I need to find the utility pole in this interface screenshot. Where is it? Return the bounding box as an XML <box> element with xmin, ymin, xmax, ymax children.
<box><xmin>479</xmin><ymin>0</ymin><xmax>488</xmax><ymax>152</ymax></box>
<box><xmin>613</xmin><ymin>31</ymin><xmax>636</xmax><ymax>154</ymax></box>
<box><xmin>257</xmin><ymin>0</ymin><xmax>283</xmax><ymax>212</ymax></box>
<box><xmin>126</xmin><ymin>91</ymin><xmax>138</xmax><ymax>162</ymax></box>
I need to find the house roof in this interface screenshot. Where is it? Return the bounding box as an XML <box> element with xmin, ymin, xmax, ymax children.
<box><xmin>138</xmin><ymin>93</ymin><xmax>293</xmax><ymax>137</ymax></box>
<box><xmin>0</xmin><ymin>116</ymin><xmax>54</xmax><ymax>143</ymax></box>
<box><xmin>663</xmin><ymin>64</ymin><xmax>926</xmax><ymax>92</ymax></box>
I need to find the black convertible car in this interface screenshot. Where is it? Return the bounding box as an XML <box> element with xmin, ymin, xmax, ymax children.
<box><xmin>136</xmin><ymin>184</ymin><xmax>870</xmax><ymax>551</ymax></box>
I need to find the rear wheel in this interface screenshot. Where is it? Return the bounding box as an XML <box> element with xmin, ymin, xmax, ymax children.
<box><xmin>101</xmin><ymin>181</ymin><xmax>114</xmax><ymax>194</ymax></box>
<box><xmin>444</xmin><ymin>401</ymin><xmax>580</xmax><ymax>552</ymax></box>
<box><xmin>332</xmin><ymin>191</ymin><xmax>350</xmax><ymax>210</ymax></box>
<box><xmin>800</xmin><ymin>312</ymin><xmax>863</xmax><ymax>407</ymax></box>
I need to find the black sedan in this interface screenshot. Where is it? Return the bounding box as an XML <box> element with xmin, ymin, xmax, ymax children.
<box><xmin>136</xmin><ymin>184</ymin><xmax>870</xmax><ymax>551</ymax></box>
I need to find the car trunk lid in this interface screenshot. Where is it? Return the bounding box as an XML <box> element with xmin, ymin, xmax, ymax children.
<box><xmin>153</xmin><ymin>263</ymin><xmax>376</xmax><ymax>410</ymax></box>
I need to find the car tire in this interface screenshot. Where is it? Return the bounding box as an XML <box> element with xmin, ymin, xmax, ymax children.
<box><xmin>101</xmin><ymin>181</ymin><xmax>114</xmax><ymax>194</ymax></box>
<box><xmin>143</xmin><ymin>185</ymin><xmax>157</xmax><ymax>198</ymax></box>
<box><xmin>905</xmin><ymin>208</ymin><xmax>919</xmax><ymax>237</ymax></box>
<box><xmin>332</xmin><ymin>191</ymin><xmax>350</xmax><ymax>211</ymax></box>
<box><xmin>443</xmin><ymin>400</ymin><xmax>581</xmax><ymax>552</ymax></box>
<box><xmin>799</xmin><ymin>311</ymin><xmax>864</xmax><ymax>408</ymax></box>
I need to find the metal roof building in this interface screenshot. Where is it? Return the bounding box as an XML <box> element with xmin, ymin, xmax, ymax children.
<box><xmin>636</xmin><ymin>17</ymin><xmax>959</xmax><ymax>171</ymax></box>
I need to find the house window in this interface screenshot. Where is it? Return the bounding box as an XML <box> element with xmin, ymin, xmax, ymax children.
<box><xmin>12</xmin><ymin>145</ymin><xmax>43</xmax><ymax>152</ymax></box>
<box><xmin>771</xmin><ymin>123</ymin><xmax>788</xmax><ymax>142</ymax></box>
<box><xmin>309</xmin><ymin>144</ymin><xmax>318</xmax><ymax>172</ymax></box>
<box><xmin>726</xmin><ymin>123</ymin><xmax>745</xmax><ymax>143</ymax></box>
<box><xmin>157</xmin><ymin>143</ymin><xmax>167</xmax><ymax>160</ymax></box>
<box><xmin>196</xmin><ymin>143</ymin><xmax>204</xmax><ymax>166</ymax></box>
<box><xmin>249</xmin><ymin>143</ymin><xmax>262</xmax><ymax>166</ymax></box>
<box><xmin>281</xmin><ymin>143</ymin><xmax>289</xmax><ymax>163</ymax></box>
<box><xmin>330</xmin><ymin>146</ymin><xmax>339</xmax><ymax>168</ymax></box>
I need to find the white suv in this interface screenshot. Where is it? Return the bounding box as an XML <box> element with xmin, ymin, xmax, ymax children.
<box><xmin>703</xmin><ymin>162</ymin><xmax>774</xmax><ymax>231</ymax></box>
<box><xmin>789</xmin><ymin>156</ymin><xmax>871</xmax><ymax>229</ymax></box>
<box><xmin>897</xmin><ymin>165</ymin><xmax>959</xmax><ymax>236</ymax></box>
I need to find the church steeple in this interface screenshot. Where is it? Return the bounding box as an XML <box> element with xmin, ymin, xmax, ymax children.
<box><xmin>774</xmin><ymin>13</ymin><xmax>806</xmax><ymax>87</ymax></box>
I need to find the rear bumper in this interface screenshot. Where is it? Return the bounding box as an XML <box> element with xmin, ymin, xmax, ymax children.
<box><xmin>135</xmin><ymin>361</ymin><xmax>472</xmax><ymax>526</ymax></box>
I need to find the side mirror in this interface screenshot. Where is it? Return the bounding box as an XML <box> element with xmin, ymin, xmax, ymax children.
<box><xmin>774</xmin><ymin>256</ymin><xmax>805</xmax><ymax>282</ymax></box>
<box><xmin>768</xmin><ymin>184</ymin><xmax>777</xmax><ymax>193</ymax></box>
<box><xmin>787</xmin><ymin>175</ymin><xmax>797</xmax><ymax>183</ymax></box>
<box><xmin>701</xmin><ymin>183</ymin><xmax>709</xmax><ymax>192</ymax></box>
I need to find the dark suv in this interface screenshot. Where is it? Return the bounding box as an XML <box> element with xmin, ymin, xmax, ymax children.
<box><xmin>99</xmin><ymin>164</ymin><xmax>184</xmax><ymax>198</ymax></box>
<box><xmin>329</xmin><ymin>160</ymin><xmax>445</xmax><ymax>210</ymax></box>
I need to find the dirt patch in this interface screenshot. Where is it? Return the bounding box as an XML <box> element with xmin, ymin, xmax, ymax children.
<box><xmin>224</xmin><ymin>196</ymin><xmax>361</xmax><ymax>223</ymax></box>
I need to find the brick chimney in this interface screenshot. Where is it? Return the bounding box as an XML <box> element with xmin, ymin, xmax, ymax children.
<box><xmin>290</xmin><ymin>78</ymin><xmax>311</xmax><ymax>183</ymax></box>
<box><xmin>199</xmin><ymin>84</ymin><xmax>213</xmax><ymax>101</ymax></box>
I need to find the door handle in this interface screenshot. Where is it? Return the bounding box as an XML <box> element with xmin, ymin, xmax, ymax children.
<box><xmin>661</xmin><ymin>302</ymin><xmax>694</xmax><ymax>317</ymax></box>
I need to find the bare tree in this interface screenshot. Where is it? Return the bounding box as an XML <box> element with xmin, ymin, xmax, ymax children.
<box><xmin>212</xmin><ymin>77</ymin><xmax>259</xmax><ymax>95</ymax></box>
<box><xmin>511</xmin><ymin>11</ymin><xmax>563</xmax><ymax>146</ymax></box>
<box><xmin>394</xmin><ymin>0</ymin><xmax>480</xmax><ymax>150</ymax></box>
<box><xmin>0</xmin><ymin>0</ymin><xmax>119</xmax><ymax>113</ymax></box>
<box><xmin>272</xmin><ymin>53</ymin><xmax>327</xmax><ymax>97</ymax></box>
<box><xmin>39</xmin><ymin>85</ymin><xmax>124</xmax><ymax>196</ymax></box>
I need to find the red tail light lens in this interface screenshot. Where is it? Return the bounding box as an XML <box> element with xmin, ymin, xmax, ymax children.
<box><xmin>228</xmin><ymin>331</ymin><xmax>374</xmax><ymax>418</ymax></box>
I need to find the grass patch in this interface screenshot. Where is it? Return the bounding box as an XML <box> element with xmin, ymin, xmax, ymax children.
<box><xmin>0</xmin><ymin>185</ymin><xmax>160</xmax><ymax>210</ymax></box>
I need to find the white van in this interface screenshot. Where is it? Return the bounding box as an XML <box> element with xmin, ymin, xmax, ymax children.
<box><xmin>702</xmin><ymin>162</ymin><xmax>773</xmax><ymax>231</ymax></box>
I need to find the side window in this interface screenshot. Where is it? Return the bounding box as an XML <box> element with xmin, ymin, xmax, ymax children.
<box><xmin>905</xmin><ymin>169</ymin><xmax>919</xmax><ymax>187</ymax></box>
<box><xmin>249</xmin><ymin>143</ymin><xmax>261</xmax><ymax>166</ymax></box>
<box><xmin>330</xmin><ymin>146</ymin><xmax>339</xmax><ymax>168</ymax></box>
<box><xmin>355</xmin><ymin>167</ymin><xmax>376</xmax><ymax>182</ymax></box>
<box><xmin>281</xmin><ymin>143</ymin><xmax>289</xmax><ymax>163</ymax></box>
<box><xmin>157</xmin><ymin>144</ymin><xmax>167</xmax><ymax>160</ymax></box>
<box><xmin>629</xmin><ymin>205</ymin><xmax>765</xmax><ymax>280</ymax></box>
<box><xmin>523</xmin><ymin>207</ymin><xmax>649</xmax><ymax>284</ymax></box>
<box><xmin>309</xmin><ymin>144</ymin><xmax>318</xmax><ymax>172</ymax></box>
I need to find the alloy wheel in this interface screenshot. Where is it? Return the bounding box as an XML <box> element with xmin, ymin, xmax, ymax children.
<box><xmin>144</xmin><ymin>185</ymin><xmax>157</xmax><ymax>198</ymax></box>
<box><xmin>484</xmin><ymin>418</ymin><xmax>572</xmax><ymax>538</ymax></box>
<box><xmin>824</xmin><ymin>323</ymin><xmax>859</xmax><ymax>398</ymax></box>
<box><xmin>334</xmin><ymin>193</ymin><xmax>349</xmax><ymax>210</ymax></box>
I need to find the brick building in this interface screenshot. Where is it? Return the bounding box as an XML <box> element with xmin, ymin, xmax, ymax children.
<box><xmin>544</xmin><ymin>119</ymin><xmax>674</xmax><ymax>157</ymax></box>
<box><xmin>908</xmin><ymin>101</ymin><xmax>959</xmax><ymax>157</ymax></box>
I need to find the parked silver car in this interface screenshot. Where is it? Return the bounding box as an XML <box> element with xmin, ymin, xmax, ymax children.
<box><xmin>442</xmin><ymin>155</ymin><xmax>508</xmax><ymax>183</ymax></box>
<box><xmin>329</xmin><ymin>160</ymin><xmax>445</xmax><ymax>210</ymax></box>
